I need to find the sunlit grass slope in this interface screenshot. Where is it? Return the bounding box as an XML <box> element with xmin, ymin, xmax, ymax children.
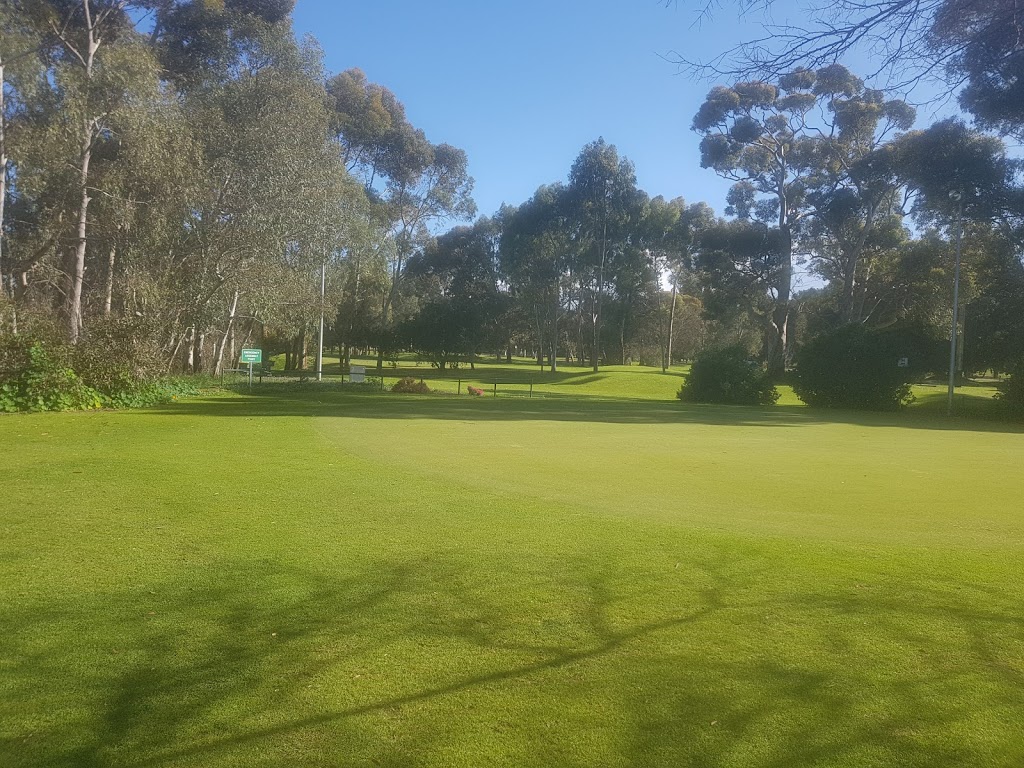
<box><xmin>2</xmin><ymin>381</ymin><xmax>1022</xmax><ymax>767</ymax></box>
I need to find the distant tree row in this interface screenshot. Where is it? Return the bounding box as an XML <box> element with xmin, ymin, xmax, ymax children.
<box><xmin>0</xmin><ymin>1</ymin><xmax>473</xmax><ymax>377</ymax></box>
<box><xmin>390</xmin><ymin>60</ymin><xmax>1022</xmax><ymax>377</ymax></box>
<box><xmin>1</xmin><ymin>1</ymin><xmax>1021</xmax><ymax>388</ymax></box>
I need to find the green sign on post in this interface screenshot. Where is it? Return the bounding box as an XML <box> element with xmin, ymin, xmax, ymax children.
<box><xmin>240</xmin><ymin>349</ymin><xmax>262</xmax><ymax>388</ymax></box>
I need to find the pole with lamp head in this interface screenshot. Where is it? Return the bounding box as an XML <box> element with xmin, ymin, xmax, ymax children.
<box><xmin>947</xmin><ymin>190</ymin><xmax>964</xmax><ymax>415</ymax></box>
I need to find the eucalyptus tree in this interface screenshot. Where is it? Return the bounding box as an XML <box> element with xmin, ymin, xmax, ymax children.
<box><xmin>327</xmin><ymin>68</ymin><xmax>475</xmax><ymax>369</ymax></box>
<box><xmin>670</xmin><ymin>0</ymin><xmax>1023</xmax><ymax>130</ymax></box>
<box><xmin>172</xmin><ymin>29</ymin><xmax>348</xmax><ymax>372</ymax></box>
<box><xmin>19</xmin><ymin>0</ymin><xmax>171</xmax><ymax>343</ymax></box>
<box><xmin>402</xmin><ymin>218</ymin><xmax>509</xmax><ymax>369</ymax></box>
<box><xmin>643</xmin><ymin>197</ymin><xmax>715</xmax><ymax>370</ymax></box>
<box><xmin>0</xmin><ymin>1</ymin><xmax>47</xmax><ymax>329</ymax></box>
<box><xmin>566</xmin><ymin>138</ymin><xmax>645</xmax><ymax>370</ymax></box>
<box><xmin>694</xmin><ymin>216</ymin><xmax>789</xmax><ymax>359</ymax></box>
<box><xmin>692</xmin><ymin>64</ymin><xmax>915</xmax><ymax>371</ymax></box>
<box><xmin>498</xmin><ymin>184</ymin><xmax>573</xmax><ymax>371</ymax></box>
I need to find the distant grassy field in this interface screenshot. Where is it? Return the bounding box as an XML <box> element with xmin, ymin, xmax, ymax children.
<box><xmin>2</xmin><ymin>372</ymin><xmax>1023</xmax><ymax>767</ymax></box>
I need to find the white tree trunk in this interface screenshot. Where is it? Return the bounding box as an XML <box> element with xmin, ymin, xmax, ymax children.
<box><xmin>66</xmin><ymin>4</ymin><xmax>101</xmax><ymax>343</ymax></box>
<box><xmin>213</xmin><ymin>290</ymin><xmax>240</xmax><ymax>376</ymax></box>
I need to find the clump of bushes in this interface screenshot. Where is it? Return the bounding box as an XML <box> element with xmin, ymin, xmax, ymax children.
<box><xmin>391</xmin><ymin>377</ymin><xmax>431</xmax><ymax>394</ymax></box>
<box><xmin>677</xmin><ymin>346</ymin><xmax>779</xmax><ymax>406</ymax></box>
<box><xmin>995</xmin><ymin>361</ymin><xmax>1024</xmax><ymax>414</ymax></box>
<box><xmin>793</xmin><ymin>324</ymin><xmax>915</xmax><ymax>411</ymax></box>
<box><xmin>0</xmin><ymin>335</ymin><xmax>102</xmax><ymax>413</ymax></box>
<box><xmin>1</xmin><ymin>326</ymin><xmax>204</xmax><ymax>413</ymax></box>
<box><xmin>73</xmin><ymin>318</ymin><xmax>167</xmax><ymax>406</ymax></box>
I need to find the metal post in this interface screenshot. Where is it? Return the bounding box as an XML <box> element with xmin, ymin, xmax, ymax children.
<box><xmin>317</xmin><ymin>260</ymin><xmax>325</xmax><ymax>382</ymax></box>
<box><xmin>248</xmin><ymin>361</ymin><xmax>253</xmax><ymax>390</ymax></box>
<box><xmin>947</xmin><ymin>193</ymin><xmax>964</xmax><ymax>416</ymax></box>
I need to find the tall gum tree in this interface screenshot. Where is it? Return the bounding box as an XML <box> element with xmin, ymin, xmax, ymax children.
<box><xmin>32</xmin><ymin>0</ymin><xmax>161</xmax><ymax>343</ymax></box>
<box><xmin>328</xmin><ymin>68</ymin><xmax>475</xmax><ymax>369</ymax></box>
<box><xmin>692</xmin><ymin>64</ymin><xmax>914</xmax><ymax>370</ymax></box>
<box><xmin>0</xmin><ymin>2</ymin><xmax>46</xmax><ymax>329</ymax></box>
<box><xmin>567</xmin><ymin>138</ymin><xmax>644</xmax><ymax>371</ymax></box>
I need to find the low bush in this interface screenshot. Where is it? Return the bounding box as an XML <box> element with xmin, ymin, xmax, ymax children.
<box><xmin>392</xmin><ymin>377</ymin><xmax>431</xmax><ymax>394</ymax></box>
<box><xmin>677</xmin><ymin>346</ymin><xmax>779</xmax><ymax>406</ymax></box>
<box><xmin>0</xmin><ymin>335</ymin><xmax>102</xmax><ymax>413</ymax></box>
<box><xmin>467</xmin><ymin>386</ymin><xmax>484</xmax><ymax>396</ymax></box>
<box><xmin>995</xmin><ymin>361</ymin><xmax>1024</xmax><ymax>414</ymax></box>
<box><xmin>73</xmin><ymin>318</ymin><xmax>163</xmax><ymax>397</ymax></box>
<box><xmin>1</xmin><ymin>330</ymin><xmax>206</xmax><ymax>413</ymax></box>
<box><xmin>100</xmin><ymin>377</ymin><xmax>203</xmax><ymax>409</ymax></box>
<box><xmin>793</xmin><ymin>324</ymin><xmax>915</xmax><ymax>411</ymax></box>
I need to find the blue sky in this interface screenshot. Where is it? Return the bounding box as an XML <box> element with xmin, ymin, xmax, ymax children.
<box><xmin>292</xmin><ymin>1</ymin><xmax>952</xmax><ymax>254</ymax></box>
<box><xmin>291</xmin><ymin>1</ymin><xmax>769</xmax><ymax>218</ymax></box>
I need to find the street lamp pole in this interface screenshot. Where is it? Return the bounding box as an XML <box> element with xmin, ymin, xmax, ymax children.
<box><xmin>947</xmin><ymin>191</ymin><xmax>964</xmax><ymax>416</ymax></box>
<box><xmin>316</xmin><ymin>194</ymin><xmax>329</xmax><ymax>383</ymax></box>
<box><xmin>316</xmin><ymin>258</ymin><xmax>325</xmax><ymax>382</ymax></box>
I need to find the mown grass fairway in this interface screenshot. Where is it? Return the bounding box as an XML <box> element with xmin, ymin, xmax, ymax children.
<box><xmin>2</xmin><ymin>375</ymin><xmax>1023</xmax><ymax>767</ymax></box>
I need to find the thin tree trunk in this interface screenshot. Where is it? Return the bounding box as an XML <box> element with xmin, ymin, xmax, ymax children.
<box><xmin>665</xmin><ymin>276</ymin><xmax>678</xmax><ymax>371</ymax></box>
<box><xmin>167</xmin><ymin>332</ymin><xmax>185</xmax><ymax>374</ymax></box>
<box><xmin>213</xmin><ymin>289</ymin><xmax>239</xmax><ymax>376</ymax></box>
<box><xmin>551</xmin><ymin>290</ymin><xmax>559</xmax><ymax>373</ymax></box>
<box><xmin>956</xmin><ymin>300</ymin><xmax>967</xmax><ymax>380</ymax></box>
<box><xmin>69</xmin><ymin>117</ymin><xmax>96</xmax><ymax>343</ymax></box>
<box><xmin>592</xmin><ymin>196</ymin><xmax>608</xmax><ymax>372</ymax></box>
<box><xmin>66</xmin><ymin>4</ymin><xmax>101</xmax><ymax>344</ymax></box>
<box><xmin>103</xmin><ymin>243</ymin><xmax>116</xmax><ymax>317</ymax></box>
<box><xmin>195</xmin><ymin>332</ymin><xmax>205</xmax><ymax>374</ymax></box>
<box><xmin>0</xmin><ymin>59</ymin><xmax>8</xmax><ymax>322</ymax></box>
<box><xmin>768</xmin><ymin>222</ymin><xmax>793</xmax><ymax>378</ymax></box>
<box><xmin>535</xmin><ymin>309</ymin><xmax>544</xmax><ymax>366</ymax></box>
<box><xmin>620</xmin><ymin>314</ymin><xmax>627</xmax><ymax>365</ymax></box>
<box><xmin>186</xmin><ymin>325</ymin><xmax>196</xmax><ymax>373</ymax></box>
<box><xmin>840</xmin><ymin>204</ymin><xmax>877</xmax><ymax>324</ymax></box>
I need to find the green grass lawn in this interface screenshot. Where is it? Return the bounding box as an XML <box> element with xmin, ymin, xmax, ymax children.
<box><xmin>2</xmin><ymin>377</ymin><xmax>1023</xmax><ymax>767</ymax></box>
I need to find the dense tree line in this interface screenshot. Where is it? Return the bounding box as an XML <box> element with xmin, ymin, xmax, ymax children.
<box><xmin>1</xmin><ymin>0</ymin><xmax>1021</xmax><ymax>389</ymax></box>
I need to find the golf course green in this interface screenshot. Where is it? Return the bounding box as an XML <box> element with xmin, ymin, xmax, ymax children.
<box><xmin>2</xmin><ymin>367</ymin><xmax>1022</xmax><ymax>767</ymax></box>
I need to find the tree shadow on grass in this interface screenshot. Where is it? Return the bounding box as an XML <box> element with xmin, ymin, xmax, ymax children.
<box><xmin>2</xmin><ymin>549</ymin><xmax>1021</xmax><ymax>766</ymax></box>
<box><xmin>149</xmin><ymin>390</ymin><xmax>1024</xmax><ymax>435</ymax></box>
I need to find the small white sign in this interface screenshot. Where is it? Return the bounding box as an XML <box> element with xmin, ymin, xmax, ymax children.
<box><xmin>897</xmin><ymin>357</ymin><xmax>910</xmax><ymax>368</ymax></box>
<box><xmin>350</xmin><ymin>365</ymin><xmax>365</xmax><ymax>384</ymax></box>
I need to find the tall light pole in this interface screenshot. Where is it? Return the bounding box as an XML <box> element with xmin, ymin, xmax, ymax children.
<box><xmin>947</xmin><ymin>190</ymin><xmax>964</xmax><ymax>416</ymax></box>
<box><xmin>316</xmin><ymin>258</ymin><xmax>325</xmax><ymax>382</ymax></box>
<box><xmin>316</xmin><ymin>193</ymin><xmax>331</xmax><ymax>383</ymax></box>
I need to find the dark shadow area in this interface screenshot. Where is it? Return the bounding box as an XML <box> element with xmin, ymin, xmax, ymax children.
<box><xmin>150</xmin><ymin>388</ymin><xmax>1024</xmax><ymax>435</ymax></box>
<box><xmin>257</xmin><ymin>364</ymin><xmax>687</xmax><ymax>386</ymax></box>
<box><xmin>2</xmin><ymin>549</ymin><xmax>1018</xmax><ymax>766</ymax></box>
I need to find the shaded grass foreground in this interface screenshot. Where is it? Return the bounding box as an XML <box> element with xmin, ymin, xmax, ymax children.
<box><xmin>2</xmin><ymin>389</ymin><xmax>1023</xmax><ymax>767</ymax></box>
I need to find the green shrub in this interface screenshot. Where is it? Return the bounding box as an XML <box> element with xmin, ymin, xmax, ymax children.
<box><xmin>677</xmin><ymin>346</ymin><xmax>779</xmax><ymax>406</ymax></box>
<box><xmin>995</xmin><ymin>362</ymin><xmax>1024</xmax><ymax>414</ymax></box>
<box><xmin>0</xmin><ymin>329</ymin><xmax>206</xmax><ymax>413</ymax></box>
<box><xmin>74</xmin><ymin>318</ymin><xmax>163</xmax><ymax>398</ymax></box>
<box><xmin>794</xmin><ymin>324</ymin><xmax>915</xmax><ymax>411</ymax></box>
<box><xmin>0</xmin><ymin>335</ymin><xmax>102</xmax><ymax>413</ymax></box>
<box><xmin>392</xmin><ymin>377</ymin><xmax>431</xmax><ymax>394</ymax></box>
<box><xmin>100</xmin><ymin>377</ymin><xmax>203</xmax><ymax>409</ymax></box>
